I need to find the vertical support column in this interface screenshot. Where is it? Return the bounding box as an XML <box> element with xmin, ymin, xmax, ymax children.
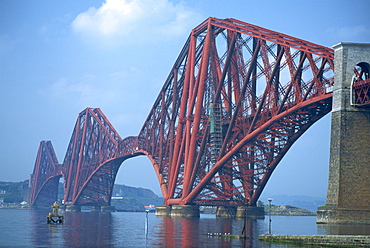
<box><xmin>317</xmin><ymin>43</ymin><xmax>370</xmax><ymax>224</ymax></box>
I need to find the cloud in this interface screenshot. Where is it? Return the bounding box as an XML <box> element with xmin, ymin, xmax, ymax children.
<box><xmin>39</xmin><ymin>74</ymin><xmax>129</xmax><ymax>108</ymax></box>
<box><xmin>71</xmin><ymin>0</ymin><xmax>201</xmax><ymax>48</ymax></box>
<box><xmin>328</xmin><ymin>25</ymin><xmax>370</xmax><ymax>41</ymax></box>
<box><xmin>36</xmin><ymin>65</ymin><xmax>159</xmax><ymax>113</ymax></box>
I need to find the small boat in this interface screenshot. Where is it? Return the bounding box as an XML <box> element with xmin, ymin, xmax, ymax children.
<box><xmin>47</xmin><ymin>202</ymin><xmax>64</xmax><ymax>224</ymax></box>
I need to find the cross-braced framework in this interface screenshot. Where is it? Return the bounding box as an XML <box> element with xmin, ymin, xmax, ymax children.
<box><xmin>62</xmin><ymin>108</ymin><xmax>124</xmax><ymax>205</ymax></box>
<box><xmin>31</xmin><ymin>17</ymin><xmax>343</xmax><ymax>207</ymax></box>
<box><xmin>138</xmin><ymin>18</ymin><xmax>334</xmax><ymax>206</ymax></box>
<box><xmin>352</xmin><ymin>63</ymin><xmax>370</xmax><ymax>107</ymax></box>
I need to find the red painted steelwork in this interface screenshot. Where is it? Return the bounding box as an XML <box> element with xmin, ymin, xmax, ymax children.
<box><xmin>353</xmin><ymin>64</ymin><xmax>370</xmax><ymax>107</ymax></box>
<box><xmin>353</xmin><ymin>78</ymin><xmax>370</xmax><ymax>107</ymax></box>
<box><xmin>29</xmin><ymin>141</ymin><xmax>62</xmax><ymax>206</ymax></box>
<box><xmin>30</xmin><ymin>17</ymin><xmax>335</xmax><ymax>207</ymax></box>
<box><xmin>62</xmin><ymin>108</ymin><xmax>123</xmax><ymax>206</ymax></box>
<box><xmin>138</xmin><ymin>17</ymin><xmax>334</xmax><ymax>206</ymax></box>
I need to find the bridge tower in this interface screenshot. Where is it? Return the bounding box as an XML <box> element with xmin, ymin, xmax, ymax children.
<box><xmin>317</xmin><ymin>43</ymin><xmax>370</xmax><ymax>224</ymax></box>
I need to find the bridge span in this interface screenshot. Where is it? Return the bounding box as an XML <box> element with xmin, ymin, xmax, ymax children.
<box><xmin>29</xmin><ymin>18</ymin><xmax>369</xmax><ymax>220</ymax></box>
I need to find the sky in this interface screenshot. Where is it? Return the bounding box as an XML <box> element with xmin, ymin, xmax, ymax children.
<box><xmin>1</xmin><ymin>0</ymin><xmax>369</xmax><ymax>199</ymax></box>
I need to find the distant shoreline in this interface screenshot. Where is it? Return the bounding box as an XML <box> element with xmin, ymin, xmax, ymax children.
<box><xmin>0</xmin><ymin>205</ymin><xmax>316</xmax><ymax>216</ymax></box>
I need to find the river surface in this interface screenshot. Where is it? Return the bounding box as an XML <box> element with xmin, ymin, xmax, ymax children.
<box><xmin>1</xmin><ymin>209</ymin><xmax>369</xmax><ymax>247</ymax></box>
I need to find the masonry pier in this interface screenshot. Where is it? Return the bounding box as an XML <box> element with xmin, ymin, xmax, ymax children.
<box><xmin>155</xmin><ymin>205</ymin><xmax>172</xmax><ymax>216</ymax></box>
<box><xmin>236</xmin><ymin>206</ymin><xmax>265</xmax><ymax>219</ymax></box>
<box><xmin>216</xmin><ymin>206</ymin><xmax>237</xmax><ymax>217</ymax></box>
<box><xmin>155</xmin><ymin>205</ymin><xmax>200</xmax><ymax>217</ymax></box>
<box><xmin>155</xmin><ymin>205</ymin><xmax>264</xmax><ymax>218</ymax></box>
<box><xmin>317</xmin><ymin>43</ymin><xmax>370</xmax><ymax>224</ymax></box>
<box><xmin>170</xmin><ymin>205</ymin><xmax>200</xmax><ymax>218</ymax></box>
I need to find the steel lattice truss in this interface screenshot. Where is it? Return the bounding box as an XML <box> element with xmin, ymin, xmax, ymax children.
<box><xmin>30</xmin><ymin>17</ymin><xmax>338</xmax><ymax>207</ymax></box>
<box><xmin>138</xmin><ymin>18</ymin><xmax>334</xmax><ymax>206</ymax></box>
<box><xmin>29</xmin><ymin>141</ymin><xmax>62</xmax><ymax>206</ymax></box>
<box><xmin>62</xmin><ymin>108</ymin><xmax>124</xmax><ymax>205</ymax></box>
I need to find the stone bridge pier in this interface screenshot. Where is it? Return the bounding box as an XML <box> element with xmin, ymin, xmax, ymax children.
<box><xmin>317</xmin><ymin>43</ymin><xmax>370</xmax><ymax>224</ymax></box>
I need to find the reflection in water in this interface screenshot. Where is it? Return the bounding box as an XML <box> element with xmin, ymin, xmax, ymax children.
<box><xmin>8</xmin><ymin>210</ymin><xmax>370</xmax><ymax>247</ymax></box>
<box><xmin>30</xmin><ymin>209</ymin><xmax>64</xmax><ymax>247</ymax></box>
<box><xmin>153</xmin><ymin>216</ymin><xmax>265</xmax><ymax>247</ymax></box>
<box><xmin>30</xmin><ymin>210</ymin><xmax>112</xmax><ymax>247</ymax></box>
<box><xmin>63</xmin><ymin>212</ymin><xmax>112</xmax><ymax>247</ymax></box>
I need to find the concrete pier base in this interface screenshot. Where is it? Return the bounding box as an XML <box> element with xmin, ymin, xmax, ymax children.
<box><xmin>236</xmin><ymin>206</ymin><xmax>265</xmax><ymax>219</ymax></box>
<box><xmin>101</xmin><ymin>206</ymin><xmax>115</xmax><ymax>212</ymax></box>
<box><xmin>170</xmin><ymin>205</ymin><xmax>200</xmax><ymax>218</ymax></box>
<box><xmin>91</xmin><ymin>206</ymin><xmax>101</xmax><ymax>212</ymax></box>
<box><xmin>65</xmin><ymin>205</ymin><xmax>81</xmax><ymax>212</ymax></box>
<box><xmin>317</xmin><ymin>207</ymin><xmax>370</xmax><ymax>225</ymax></box>
<box><xmin>155</xmin><ymin>205</ymin><xmax>172</xmax><ymax>216</ymax></box>
<box><xmin>216</xmin><ymin>206</ymin><xmax>237</xmax><ymax>218</ymax></box>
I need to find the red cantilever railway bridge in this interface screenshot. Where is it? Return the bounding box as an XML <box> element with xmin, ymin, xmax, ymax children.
<box><xmin>30</xmin><ymin>17</ymin><xmax>370</xmax><ymax>207</ymax></box>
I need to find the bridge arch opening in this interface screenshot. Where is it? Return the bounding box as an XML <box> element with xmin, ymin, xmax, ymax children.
<box><xmin>31</xmin><ymin>175</ymin><xmax>63</xmax><ymax>207</ymax></box>
<box><xmin>260</xmin><ymin>113</ymin><xmax>331</xmax><ymax>205</ymax></box>
<box><xmin>354</xmin><ymin>62</ymin><xmax>370</xmax><ymax>81</ymax></box>
<box><xmin>115</xmin><ymin>155</ymin><xmax>163</xmax><ymax>197</ymax></box>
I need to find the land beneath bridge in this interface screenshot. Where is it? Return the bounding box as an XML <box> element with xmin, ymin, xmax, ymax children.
<box><xmin>1</xmin><ymin>180</ymin><xmax>317</xmax><ymax>215</ymax></box>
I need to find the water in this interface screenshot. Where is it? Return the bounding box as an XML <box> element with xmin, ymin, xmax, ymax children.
<box><xmin>1</xmin><ymin>209</ymin><xmax>369</xmax><ymax>247</ymax></box>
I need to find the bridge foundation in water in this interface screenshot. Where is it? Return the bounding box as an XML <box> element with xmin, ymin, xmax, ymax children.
<box><xmin>155</xmin><ymin>205</ymin><xmax>264</xmax><ymax>218</ymax></box>
<box><xmin>236</xmin><ymin>206</ymin><xmax>265</xmax><ymax>219</ymax></box>
<box><xmin>216</xmin><ymin>206</ymin><xmax>265</xmax><ymax>218</ymax></box>
<box><xmin>91</xmin><ymin>206</ymin><xmax>101</xmax><ymax>212</ymax></box>
<box><xmin>155</xmin><ymin>205</ymin><xmax>200</xmax><ymax>217</ymax></box>
<box><xmin>170</xmin><ymin>205</ymin><xmax>200</xmax><ymax>218</ymax></box>
<box><xmin>101</xmin><ymin>206</ymin><xmax>116</xmax><ymax>212</ymax></box>
<box><xmin>317</xmin><ymin>43</ymin><xmax>370</xmax><ymax>224</ymax></box>
<box><xmin>65</xmin><ymin>205</ymin><xmax>81</xmax><ymax>212</ymax></box>
<box><xmin>155</xmin><ymin>205</ymin><xmax>172</xmax><ymax>216</ymax></box>
<box><xmin>216</xmin><ymin>206</ymin><xmax>237</xmax><ymax>218</ymax></box>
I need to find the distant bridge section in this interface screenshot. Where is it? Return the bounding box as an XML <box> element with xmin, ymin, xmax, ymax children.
<box><xmin>29</xmin><ymin>141</ymin><xmax>62</xmax><ymax>206</ymax></box>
